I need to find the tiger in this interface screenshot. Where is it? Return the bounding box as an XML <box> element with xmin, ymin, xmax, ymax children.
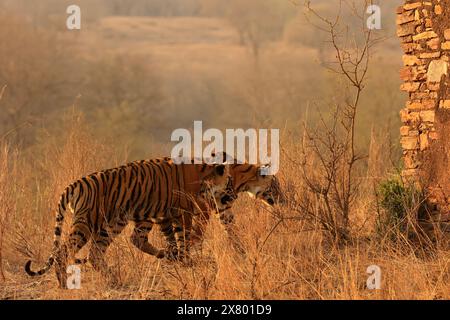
<box><xmin>161</xmin><ymin>153</ymin><xmax>285</xmax><ymax>250</ymax></box>
<box><xmin>24</xmin><ymin>157</ymin><xmax>236</xmax><ymax>288</ymax></box>
<box><xmin>189</xmin><ymin>163</ymin><xmax>284</xmax><ymax>247</ymax></box>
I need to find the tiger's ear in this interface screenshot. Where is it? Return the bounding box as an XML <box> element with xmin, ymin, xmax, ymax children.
<box><xmin>215</xmin><ymin>164</ymin><xmax>226</xmax><ymax>176</ymax></box>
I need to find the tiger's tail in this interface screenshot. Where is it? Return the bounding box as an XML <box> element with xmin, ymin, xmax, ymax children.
<box><xmin>25</xmin><ymin>184</ymin><xmax>72</xmax><ymax>276</ymax></box>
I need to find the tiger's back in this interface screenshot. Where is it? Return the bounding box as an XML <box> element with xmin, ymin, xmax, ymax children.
<box><xmin>65</xmin><ymin>159</ymin><xmax>188</xmax><ymax>226</ymax></box>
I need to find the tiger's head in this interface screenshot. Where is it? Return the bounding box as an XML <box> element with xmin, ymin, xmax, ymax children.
<box><xmin>197</xmin><ymin>164</ymin><xmax>237</xmax><ymax>212</ymax></box>
<box><xmin>234</xmin><ymin>165</ymin><xmax>285</xmax><ymax>207</ymax></box>
<box><xmin>209</xmin><ymin>152</ymin><xmax>285</xmax><ymax>208</ymax></box>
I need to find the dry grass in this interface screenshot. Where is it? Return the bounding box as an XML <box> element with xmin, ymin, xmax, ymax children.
<box><xmin>0</xmin><ymin>116</ymin><xmax>448</xmax><ymax>300</ymax></box>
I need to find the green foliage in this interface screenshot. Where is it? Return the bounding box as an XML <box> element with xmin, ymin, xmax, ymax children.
<box><xmin>376</xmin><ymin>176</ymin><xmax>426</xmax><ymax>241</ymax></box>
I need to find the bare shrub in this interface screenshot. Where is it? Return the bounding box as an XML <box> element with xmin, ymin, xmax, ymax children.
<box><xmin>279</xmin><ymin>0</ymin><xmax>380</xmax><ymax>244</ymax></box>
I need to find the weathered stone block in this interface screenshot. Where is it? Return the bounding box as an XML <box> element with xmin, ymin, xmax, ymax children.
<box><xmin>429</xmin><ymin>131</ymin><xmax>438</xmax><ymax>140</ymax></box>
<box><xmin>397</xmin><ymin>11</ymin><xmax>416</xmax><ymax>25</ymax></box>
<box><xmin>401</xmin><ymin>136</ymin><xmax>419</xmax><ymax>150</ymax></box>
<box><xmin>427</xmin><ymin>60</ymin><xmax>448</xmax><ymax>82</ymax></box>
<box><xmin>400</xmin><ymin>67</ymin><xmax>415</xmax><ymax>81</ymax></box>
<box><xmin>401</xmin><ymin>82</ymin><xmax>421</xmax><ymax>92</ymax></box>
<box><xmin>413</xmin><ymin>30</ymin><xmax>438</xmax><ymax>41</ymax></box>
<box><xmin>414</xmin><ymin>9</ymin><xmax>421</xmax><ymax>21</ymax></box>
<box><xmin>427</xmin><ymin>38</ymin><xmax>440</xmax><ymax>50</ymax></box>
<box><xmin>400</xmin><ymin>109</ymin><xmax>421</xmax><ymax>124</ymax></box>
<box><xmin>419</xmin><ymin>133</ymin><xmax>429</xmax><ymax>150</ymax></box>
<box><xmin>401</xmin><ymin>42</ymin><xmax>417</xmax><ymax>53</ymax></box>
<box><xmin>406</xmin><ymin>101</ymin><xmax>424</xmax><ymax>110</ymax></box>
<box><xmin>420</xmin><ymin>110</ymin><xmax>435</xmax><ymax>122</ymax></box>
<box><xmin>444</xmin><ymin>29</ymin><xmax>450</xmax><ymax>40</ymax></box>
<box><xmin>441</xmin><ymin>42</ymin><xmax>450</xmax><ymax>50</ymax></box>
<box><xmin>440</xmin><ymin>100</ymin><xmax>450</xmax><ymax>108</ymax></box>
<box><xmin>400</xmin><ymin>126</ymin><xmax>410</xmax><ymax>136</ymax></box>
<box><xmin>412</xmin><ymin>92</ymin><xmax>438</xmax><ymax>99</ymax></box>
<box><xmin>403</xmin><ymin>54</ymin><xmax>420</xmax><ymax>66</ymax></box>
<box><xmin>435</xmin><ymin>5</ymin><xmax>443</xmax><ymax>15</ymax></box>
<box><xmin>422</xmin><ymin>99</ymin><xmax>436</xmax><ymax>109</ymax></box>
<box><xmin>400</xmin><ymin>35</ymin><xmax>414</xmax><ymax>43</ymax></box>
<box><xmin>415</xmin><ymin>43</ymin><xmax>427</xmax><ymax>52</ymax></box>
<box><xmin>404</xmin><ymin>3</ymin><xmax>422</xmax><ymax>10</ymax></box>
<box><xmin>420</xmin><ymin>51</ymin><xmax>441</xmax><ymax>59</ymax></box>
<box><xmin>398</xmin><ymin>22</ymin><xmax>417</xmax><ymax>37</ymax></box>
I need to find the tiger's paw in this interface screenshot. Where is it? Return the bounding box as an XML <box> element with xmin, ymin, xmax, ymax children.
<box><xmin>165</xmin><ymin>251</ymin><xmax>178</xmax><ymax>262</ymax></box>
<box><xmin>176</xmin><ymin>252</ymin><xmax>193</xmax><ymax>266</ymax></box>
<box><xmin>181</xmin><ymin>256</ymin><xmax>193</xmax><ymax>267</ymax></box>
<box><xmin>163</xmin><ymin>246</ymin><xmax>179</xmax><ymax>262</ymax></box>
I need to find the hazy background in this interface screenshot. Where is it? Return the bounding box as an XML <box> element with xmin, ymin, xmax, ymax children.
<box><xmin>0</xmin><ymin>0</ymin><xmax>404</xmax><ymax>160</ymax></box>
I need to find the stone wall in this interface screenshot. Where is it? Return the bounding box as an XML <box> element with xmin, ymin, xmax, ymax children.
<box><xmin>397</xmin><ymin>0</ymin><xmax>450</xmax><ymax>217</ymax></box>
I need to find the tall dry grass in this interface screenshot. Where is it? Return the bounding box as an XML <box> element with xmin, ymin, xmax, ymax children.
<box><xmin>0</xmin><ymin>142</ymin><xmax>18</xmax><ymax>282</ymax></box>
<box><xmin>0</xmin><ymin>115</ymin><xmax>448</xmax><ymax>300</ymax></box>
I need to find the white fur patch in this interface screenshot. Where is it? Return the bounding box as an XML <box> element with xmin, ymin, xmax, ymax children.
<box><xmin>246</xmin><ymin>192</ymin><xmax>256</xmax><ymax>199</ymax></box>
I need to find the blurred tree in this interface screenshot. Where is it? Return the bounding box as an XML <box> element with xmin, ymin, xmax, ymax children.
<box><xmin>225</xmin><ymin>0</ymin><xmax>293</xmax><ymax>61</ymax></box>
<box><xmin>110</xmin><ymin>0</ymin><xmax>134</xmax><ymax>15</ymax></box>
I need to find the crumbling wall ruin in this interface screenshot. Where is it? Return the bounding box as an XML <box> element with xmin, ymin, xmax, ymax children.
<box><xmin>397</xmin><ymin>0</ymin><xmax>450</xmax><ymax>218</ymax></box>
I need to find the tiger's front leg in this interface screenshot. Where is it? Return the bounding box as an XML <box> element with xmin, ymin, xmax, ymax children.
<box><xmin>131</xmin><ymin>221</ymin><xmax>165</xmax><ymax>259</ymax></box>
<box><xmin>160</xmin><ymin>220</ymin><xmax>178</xmax><ymax>261</ymax></box>
<box><xmin>171</xmin><ymin>215</ymin><xmax>192</xmax><ymax>264</ymax></box>
<box><xmin>89</xmin><ymin>233</ymin><xmax>120</xmax><ymax>287</ymax></box>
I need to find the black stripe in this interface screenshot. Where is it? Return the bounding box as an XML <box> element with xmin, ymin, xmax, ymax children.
<box><xmin>72</xmin><ymin>230</ymin><xmax>87</xmax><ymax>243</ymax></box>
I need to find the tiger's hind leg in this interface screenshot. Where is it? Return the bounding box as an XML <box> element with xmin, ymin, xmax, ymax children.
<box><xmin>131</xmin><ymin>221</ymin><xmax>165</xmax><ymax>259</ymax></box>
<box><xmin>55</xmin><ymin>225</ymin><xmax>91</xmax><ymax>289</ymax></box>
